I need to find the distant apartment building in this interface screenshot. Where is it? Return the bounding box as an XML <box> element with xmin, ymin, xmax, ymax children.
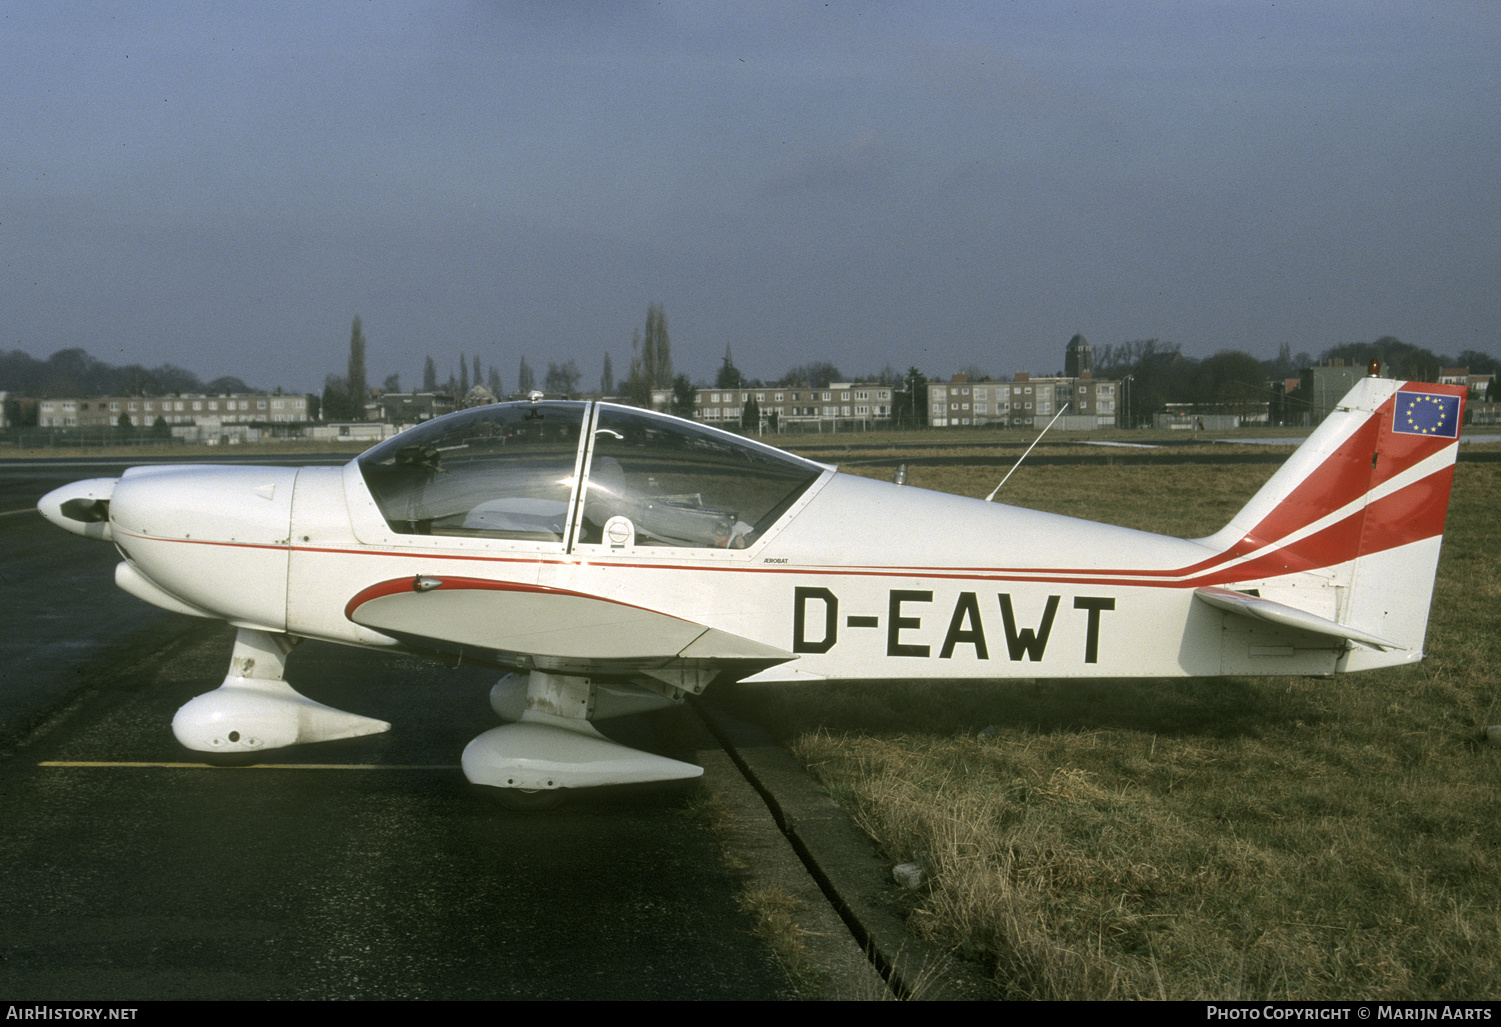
<box><xmin>371</xmin><ymin>391</ymin><xmax>460</xmax><ymax>424</ymax></box>
<box><xmin>1438</xmin><ymin>367</ymin><xmax>1495</xmax><ymax>398</ymax></box>
<box><xmin>37</xmin><ymin>393</ymin><xmax>310</xmax><ymax>428</ymax></box>
<box><xmin>651</xmin><ymin>383</ymin><xmax>895</xmax><ymax>429</ymax></box>
<box><xmin>1295</xmin><ymin>362</ymin><xmax>1367</xmax><ymax>426</ymax></box>
<box><xmin>710</xmin><ymin>382</ymin><xmax>892</xmax><ymax>428</ymax></box>
<box><xmin>928</xmin><ymin>372</ymin><xmax>1119</xmax><ymax>429</ymax></box>
<box><xmin>926</xmin><ymin>334</ymin><xmax>1116</xmax><ymax>429</ymax></box>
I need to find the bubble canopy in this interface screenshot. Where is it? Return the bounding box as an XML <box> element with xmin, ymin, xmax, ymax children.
<box><xmin>357</xmin><ymin>401</ymin><xmax>827</xmax><ymax>550</ymax></box>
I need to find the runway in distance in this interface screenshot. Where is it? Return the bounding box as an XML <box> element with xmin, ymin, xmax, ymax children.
<box><xmin>37</xmin><ymin>372</ymin><xmax>1467</xmax><ymax>806</ymax></box>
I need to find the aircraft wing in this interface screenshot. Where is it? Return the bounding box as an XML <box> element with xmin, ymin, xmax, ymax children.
<box><xmin>1192</xmin><ymin>586</ymin><xmax>1400</xmax><ymax>652</ymax></box>
<box><xmin>344</xmin><ymin>575</ymin><xmax>796</xmax><ymax>681</ymax></box>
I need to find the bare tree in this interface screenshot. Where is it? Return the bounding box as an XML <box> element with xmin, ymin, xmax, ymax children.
<box><xmin>544</xmin><ymin>360</ymin><xmax>581</xmax><ymax>398</ymax></box>
<box><xmin>646</xmin><ymin>303</ymin><xmax>672</xmax><ymax>389</ymax></box>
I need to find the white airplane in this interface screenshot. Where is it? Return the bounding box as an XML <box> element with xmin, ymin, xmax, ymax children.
<box><xmin>38</xmin><ymin>373</ymin><xmax>1466</xmax><ymax>806</ymax></box>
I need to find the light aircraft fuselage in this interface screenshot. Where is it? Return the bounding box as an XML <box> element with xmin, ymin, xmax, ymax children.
<box><xmin>36</xmin><ymin>375</ymin><xmax>1466</xmax><ymax>800</ymax></box>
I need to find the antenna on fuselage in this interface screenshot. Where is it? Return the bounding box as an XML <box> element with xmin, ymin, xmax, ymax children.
<box><xmin>985</xmin><ymin>403</ymin><xmax>1070</xmax><ymax>502</ymax></box>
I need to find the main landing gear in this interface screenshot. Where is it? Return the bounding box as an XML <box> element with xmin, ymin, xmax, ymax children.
<box><xmin>463</xmin><ymin>670</ymin><xmax>703</xmax><ymax>809</ymax></box>
<box><xmin>171</xmin><ymin>629</ymin><xmax>702</xmax><ymax>807</ymax></box>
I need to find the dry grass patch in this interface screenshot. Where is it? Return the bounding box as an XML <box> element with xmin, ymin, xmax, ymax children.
<box><xmin>736</xmin><ymin>885</ymin><xmax>825</xmax><ymax>992</ymax></box>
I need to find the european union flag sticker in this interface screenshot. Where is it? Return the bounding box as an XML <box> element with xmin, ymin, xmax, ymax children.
<box><xmin>1394</xmin><ymin>391</ymin><xmax>1460</xmax><ymax>438</ymax></box>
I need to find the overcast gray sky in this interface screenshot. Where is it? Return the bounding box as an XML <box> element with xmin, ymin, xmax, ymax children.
<box><xmin>4</xmin><ymin>1</ymin><xmax>1497</xmax><ymax>394</ymax></box>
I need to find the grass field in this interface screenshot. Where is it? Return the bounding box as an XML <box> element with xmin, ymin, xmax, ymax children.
<box><xmin>728</xmin><ymin>446</ymin><xmax>1501</xmax><ymax>1000</ymax></box>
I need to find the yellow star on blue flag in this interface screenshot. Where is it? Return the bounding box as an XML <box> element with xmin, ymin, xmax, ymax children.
<box><xmin>1394</xmin><ymin>391</ymin><xmax>1459</xmax><ymax>438</ymax></box>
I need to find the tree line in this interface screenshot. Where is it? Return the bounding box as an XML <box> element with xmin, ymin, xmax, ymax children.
<box><xmin>1091</xmin><ymin>337</ymin><xmax>1499</xmax><ymax>427</ymax></box>
<box><xmin>10</xmin><ymin>316</ymin><xmax>1496</xmax><ymax>428</ymax></box>
<box><xmin>0</xmin><ymin>347</ymin><xmax>256</xmax><ymax>399</ymax></box>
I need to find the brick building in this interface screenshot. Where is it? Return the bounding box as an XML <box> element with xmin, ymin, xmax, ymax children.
<box><xmin>37</xmin><ymin>393</ymin><xmax>310</xmax><ymax>429</ymax></box>
<box><xmin>927</xmin><ymin>373</ymin><xmax>1119</xmax><ymax>429</ymax></box>
<box><xmin>653</xmin><ymin>383</ymin><xmax>895</xmax><ymax>430</ymax></box>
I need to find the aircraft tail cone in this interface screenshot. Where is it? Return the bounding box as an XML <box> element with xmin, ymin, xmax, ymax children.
<box><xmin>172</xmin><ymin>677</ymin><xmax>391</xmax><ymax>754</ymax></box>
<box><xmin>461</xmin><ymin>717</ymin><xmax>703</xmax><ymax>791</ymax></box>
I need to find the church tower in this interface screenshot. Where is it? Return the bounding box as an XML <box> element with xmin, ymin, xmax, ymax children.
<box><xmin>1064</xmin><ymin>333</ymin><xmax>1092</xmax><ymax>379</ymax></box>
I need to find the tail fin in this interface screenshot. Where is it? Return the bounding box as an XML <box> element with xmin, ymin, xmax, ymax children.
<box><xmin>1198</xmin><ymin>376</ymin><xmax>1465</xmax><ymax>670</ymax></box>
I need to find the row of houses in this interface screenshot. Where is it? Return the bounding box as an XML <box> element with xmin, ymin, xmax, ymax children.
<box><xmin>650</xmin><ymin>382</ymin><xmax>897</xmax><ymax>430</ymax></box>
<box><xmin>9</xmin><ymin>353</ymin><xmax>1496</xmax><ymax>437</ymax></box>
<box><xmin>32</xmin><ymin>393</ymin><xmax>310</xmax><ymax>428</ymax></box>
<box><xmin>17</xmin><ymin>376</ymin><xmax>1116</xmax><ymax>436</ymax></box>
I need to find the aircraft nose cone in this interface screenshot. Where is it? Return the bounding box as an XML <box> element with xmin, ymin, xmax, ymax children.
<box><xmin>37</xmin><ymin>478</ymin><xmax>119</xmax><ymax>542</ymax></box>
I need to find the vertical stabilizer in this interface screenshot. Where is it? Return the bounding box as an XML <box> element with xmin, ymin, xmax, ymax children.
<box><xmin>1200</xmin><ymin>376</ymin><xmax>1465</xmax><ymax>668</ymax></box>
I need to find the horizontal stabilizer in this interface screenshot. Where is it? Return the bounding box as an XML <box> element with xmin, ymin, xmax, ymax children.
<box><xmin>1193</xmin><ymin>586</ymin><xmax>1400</xmax><ymax>652</ymax></box>
<box><xmin>739</xmin><ymin>665</ymin><xmax>829</xmax><ymax>684</ymax></box>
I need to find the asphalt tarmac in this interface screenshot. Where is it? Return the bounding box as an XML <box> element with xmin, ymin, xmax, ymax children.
<box><xmin>0</xmin><ymin>459</ymin><xmax>998</xmax><ymax>1001</ymax></box>
<box><xmin>0</xmin><ymin>463</ymin><xmax>802</xmax><ymax>1000</ymax></box>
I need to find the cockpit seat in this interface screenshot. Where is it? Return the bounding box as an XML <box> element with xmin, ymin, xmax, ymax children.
<box><xmin>462</xmin><ymin>497</ymin><xmax>568</xmax><ymax>539</ymax></box>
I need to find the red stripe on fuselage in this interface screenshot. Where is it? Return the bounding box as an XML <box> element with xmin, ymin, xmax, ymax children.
<box><xmin>119</xmin><ymin>454</ymin><xmax>1458</xmax><ymax>600</ymax></box>
<box><xmin>342</xmin><ymin>575</ymin><xmax>696</xmax><ymax>624</ymax></box>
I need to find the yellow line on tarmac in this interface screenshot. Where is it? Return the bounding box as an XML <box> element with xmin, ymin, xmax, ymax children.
<box><xmin>39</xmin><ymin>761</ymin><xmax>457</xmax><ymax>770</ymax></box>
<box><xmin>1</xmin><ymin>508</ymin><xmax>40</xmax><ymax>517</ymax></box>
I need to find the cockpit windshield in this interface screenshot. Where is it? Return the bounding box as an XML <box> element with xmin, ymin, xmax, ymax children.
<box><xmin>358</xmin><ymin>402</ymin><xmax>584</xmax><ymax>541</ymax></box>
<box><xmin>578</xmin><ymin>405</ymin><xmax>822</xmax><ymax>549</ymax></box>
<box><xmin>357</xmin><ymin>401</ymin><xmax>825</xmax><ymax>550</ymax></box>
